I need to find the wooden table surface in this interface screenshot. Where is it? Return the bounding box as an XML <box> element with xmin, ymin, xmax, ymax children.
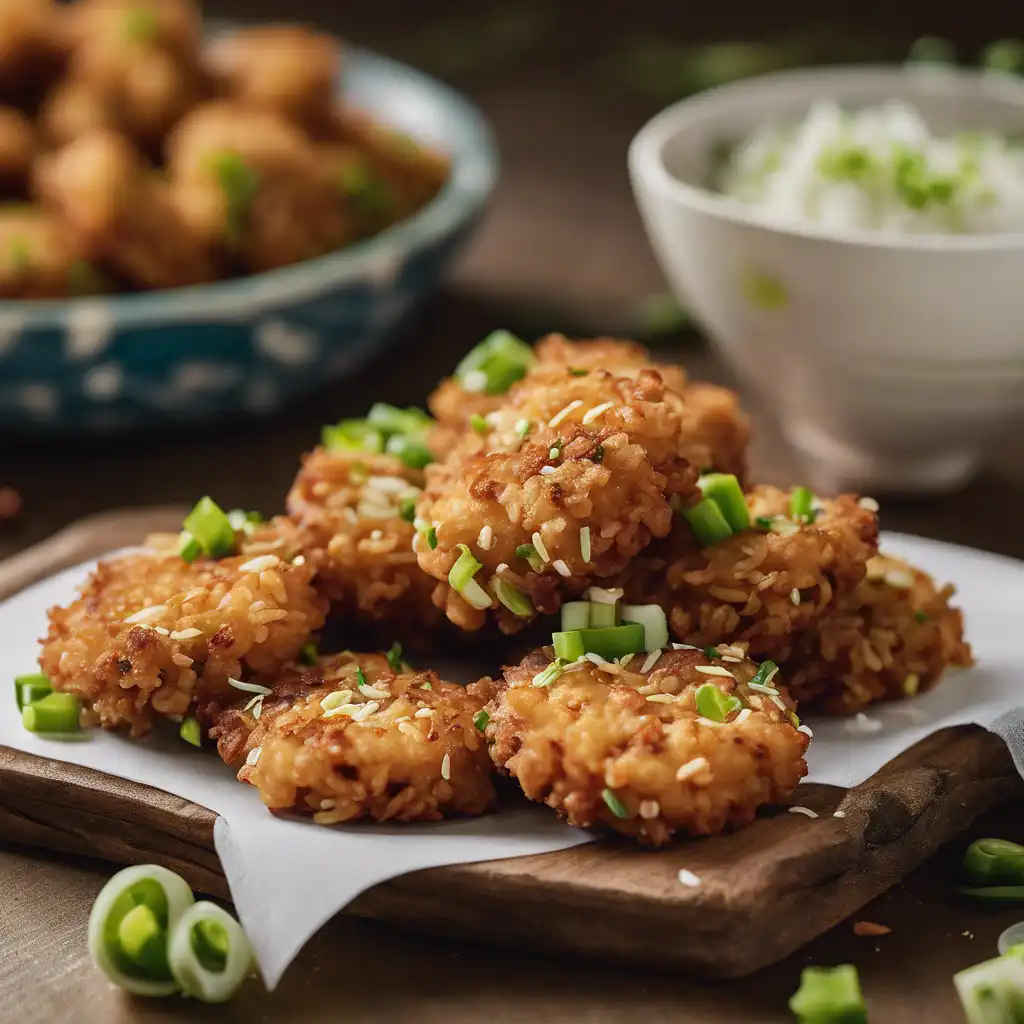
<box><xmin>4</xmin><ymin>3</ymin><xmax>1024</xmax><ymax>1021</ymax></box>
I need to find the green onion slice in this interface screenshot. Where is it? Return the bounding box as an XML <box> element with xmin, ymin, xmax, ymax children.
<box><xmin>493</xmin><ymin>578</ymin><xmax>534</xmax><ymax>618</ymax></box>
<box><xmin>954</xmin><ymin>952</ymin><xmax>1024</xmax><ymax>1024</ymax></box>
<box><xmin>22</xmin><ymin>692</ymin><xmax>82</xmax><ymax>734</ymax></box>
<box><xmin>178</xmin><ymin>532</ymin><xmax>202</xmax><ymax>563</ymax></box>
<box><xmin>749</xmin><ymin>660</ymin><xmax>779</xmax><ymax>691</ymax></box>
<box><xmin>182</xmin><ymin>497</ymin><xmax>236</xmax><ymax>560</ymax></box>
<box><xmin>15</xmin><ymin>672</ymin><xmax>52</xmax><ymax>710</ymax></box>
<box><xmin>683</xmin><ymin>498</ymin><xmax>735</xmax><ymax>547</ymax></box>
<box><xmin>697</xmin><ymin>473</ymin><xmax>750</xmax><ymax>532</ymax></box>
<box><xmin>602</xmin><ymin>788</ymin><xmax>630</xmax><ymax>819</ymax></box>
<box><xmin>963</xmin><ymin>838</ymin><xmax>1024</xmax><ymax>888</ymax></box>
<box><xmin>386</xmin><ymin>642</ymin><xmax>404</xmax><ymax>672</ymax></box>
<box><xmin>298</xmin><ymin>641</ymin><xmax>319</xmax><ymax>666</ymax></box>
<box><xmin>454</xmin><ymin>330</ymin><xmax>534</xmax><ymax>395</ymax></box>
<box><xmin>552</xmin><ymin>631</ymin><xmax>585</xmax><ymax>662</ymax></box>
<box><xmin>560</xmin><ymin>601</ymin><xmax>591</xmax><ymax>632</ymax></box>
<box><xmin>366</xmin><ymin>402</ymin><xmax>432</xmax><ymax>438</ymax></box>
<box><xmin>789</xmin><ymin>965</ymin><xmax>867</xmax><ymax>1024</ymax></box>
<box><xmin>789</xmin><ymin>486</ymin><xmax>816</xmax><ymax>523</ymax></box>
<box><xmin>694</xmin><ymin>683</ymin><xmax>742</xmax><ymax>722</ymax></box>
<box><xmin>385</xmin><ymin>433</ymin><xmax>434</xmax><ymax>470</ymax></box>
<box><xmin>167</xmin><ymin>901</ymin><xmax>254</xmax><ymax>1004</ymax></box>
<box><xmin>473</xmin><ymin>710</ymin><xmax>490</xmax><ymax>732</ymax></box>
<box><xmin>553</xmin><ymin>624</ymin><xmax>645</xmax><ymax>663</ymax></box>
<box><xmin>322</xmin><ymin>420</ymin><xmax>385</xmax><ymax>454</ymax></box>
<box><xmin>206</xmin><ymin>151</ymin><xmax>260</xmax><ymax>244</ymax></box>
<box><xmin>89</xmin><ymin>864</ymin><xmax>196</xmax><ymax>997</ymax></box>
<box><xmin>588</xmin><ymin>598</ymin><xmax>618</xmax><ymax>629</ymax></box>
<box><xmin>620</xmin><ymin>604</ymin><xmax>668</xmax><ymax>653</ymax></box>
<box><xmin>448</xmin><ymin>544</ymin><xmax>491</xmax><ymax>610</ymax></box>
<box><xmin>469</xmin><ymin>413</ymin><xmax>489</xmax><ymax>435</ymax></box>
<box><xmin>515</xmin><ymin>542</ymin><xmax>545</xmax><ymax>573</ymax></box>
<box><xmin>180</xmin><ymin>717</ymin><xmax>202</xmax><ymax>748</ymax></box>
<box><xmin>398</xmin><ymin>493</ymin><xmax>418</xmax><ymax>522</ymax></box>
<box><xmin>532</xmin><ymin>659</ymin><xmax>565</xmax><ymax>688</ymax></box>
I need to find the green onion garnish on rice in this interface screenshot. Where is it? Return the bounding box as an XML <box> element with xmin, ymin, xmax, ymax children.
<box><xmin>748</xmin><ymin>660</ymin><xmax>779</xmax><ymax>691</ymax></box>
<box><xmin>515</xmin><ymin>542</ymin><xmax>545</xmax><ymax>573</ymax></box>
<box><xmin>493</xmin><ymin>578</ymin><xmax>534</xmax><ymax>618</ymax></box>
<box><xmin>697</xmin><ymin>473</ymin><xmax>750</xmax><ymax>532</ymax></box>
<box><xmin>694</xmin><ymin>683</ymin><xmax>742</xmax><ymax>722</ymax></box>
<box><xmin>454</xmin><ymin>330</ymin><xmax>534</xmax><ymax>395</ymax></box>
<box><xmin>789</xmin><ymin>486</ymin><xmax>816</xmax><ymax>523</ymax></box>
<box><xmin>601</xmin><ymin>788</ymin><xmax>630</xmax><ymax>819</ymax></box>
<box><xmin>469</xmin><ymin>413</ymin><xmax>489</xmax><ymax>435</ymax></box>
<box><xmin>206</xmin><ymin>151</ymin><xmax>260</xmax><ymax>244</ymax></box>
<box><xmin>322</xmin><ymin>420</ymin><xmax>385</xmax><ymax>454</ymax></box>
<box><xmin>179</xmin><ymin>717</ymin><xmax>202</xmax><ymax>748</ymax></box>
<box><xmin>181</xmin><ymin>497</ymin><xmax>238</xmax><ymax>560</ymax></box>
<box><xmin>448</xmin><ymin>544</ymin><xmax>491</xmax><ymax>610</ymax></box>
<box><xmin>682</xmin><ymin>497</ymin><xmax>734</xmax><ymax>547</ymax></box>
<box><xmin>473</xmin><ymin>710</ymin><xmax>490</xmax><ymax>732</ymax></box>
<box><xmin>385</xmin><ymin>434</ymin><xmax>433</xmax><ymax>469</ymax></box>
<box><xmin>789</xmin><ymin>965</ymin><xmax>867</xmax><ymax>1024</ymax></box>
<box><xmin>21</xmin><ymin>692</ymin><xmax>82</xmax><ymax>734</ymax></box>
<box><xmin>386</xmin><ymin>642</ymin><xmax>404</xmax><ymax>672</ymax></box>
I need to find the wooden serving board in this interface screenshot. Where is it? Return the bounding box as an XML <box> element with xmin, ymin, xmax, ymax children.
<box><xmin>1</xmin><ymin>510</ymin><xmax>1021</xmax><ymax>979</ymax></box>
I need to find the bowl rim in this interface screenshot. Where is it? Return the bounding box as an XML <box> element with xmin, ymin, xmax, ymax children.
<box><xmin>1</xmin><ymin>44</ymin><xmax>498</xmax><ymax>328</ymax></box>
<box><xmin>628</xmin><ymin>63</ymin><xmax>1024</xmax><ymax>252</ymax></box>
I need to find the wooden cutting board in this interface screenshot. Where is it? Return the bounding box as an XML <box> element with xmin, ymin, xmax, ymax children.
<box><xmin>0</xmin><ymin>509</ymin><xmax>1020</xmax><ymax>979</ymax></box>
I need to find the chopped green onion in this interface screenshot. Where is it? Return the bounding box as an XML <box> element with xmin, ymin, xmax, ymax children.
<box><xmin>178</xmin><ymin>532</ymin><xmax>202</xmax><ymax>563</ymax></box>
<box><xmin>532</xmin><ymin>660</ymin><xmax>565</xmax><ymax>688</ymax></box>
<box><xmin>182</xmin><ymin>497</ymin><xmax>237</xmax><ymax>560</ymax></box>
<box><xmin>180</xmin><ymin>717</ymin><xmax>201</xmax><ymax>748</ymax></box>
<box><xmin>790</xmin><ymin>486</ymin><xmax>816</xmax><ymax>523</ymax></box>
<box><xmin>15</xmin><ymin>672</ymin><xmax>52</xmax><ymax>710</ymax></box>
<box><xmin>568</xmin><ymin>367</ymin><xmax>589</xmax><ymax>377</ymax></box>
<box><xmin>620</xmin><ymin>604</ymin><xmax>669</xmax><ymax>653</ymax></box>
<box><xmin>448</xmin><ymin>544</ymin><xmax>491</xmax><ymax>610</ymax></box>
<box><xmin>955</xmin><ymin>952</ymin><xmax>1024</xmax><ymax>1024</ymax></box>
<box><xmin>122</xmin><ymin>6</ymin><xmax>159</xmax><ymax>44</ymax></box>
<box><xmin>908</xmin><ymin>36</ymin><xmax>955</xmax><ymax>65</ymax></box>
<box><xmin>322</xmin><ymin>420</ymin><xmax>384</xmax><ymax>454</ymax></box>
<box><xmin>473</xmin><ymin>710</ymin><xmax>490</xmax><ymax>732</ymax></box>
<box><xmin>694</xmin><ymin>683</ymin><xmax>742</xmax><ymax>722</ymax></box>
<box><xmin>419</xmin><ymin>680</ymin><xmax>432</xmax><ymax>691</ymax></box>
<box><xmin>789</xmin><ymin>965</ymin><xmax>867</xmax><ymax>1024</ymax></box>
<box><xmin>588</xmin><ymin>598</ymin><xmax>618</xmax><ymax>629</ymax></box>
<box><xmin>422</xmin><ymin>525</ymin><xmax>438</xmax><ymax>550</ymax></box>
<box><xmin>386</xmin><ymin>642</ymin><xmax>404</xmax><ymax>672</ymax></box>
<box><xmin>168</xmin><ymin>902</ymin><xmax>254</xmax><ymax>1004</ymax></box>
<box><xmin>398</xmin><ymin>494</ymin><xmax>418</xmax><ymax>522</ymax></box>
<box><xmin>366</xmin><ymin>402</ymin><xmax>432</xmax><ymax>438</ymax></box>
<box><xmin>336</xmin><ymin>155</ymin><xmax>395</xmax><ymax>225</ymax></box>
<box><xmin>206</xmin><ymin>151</ymin><xmax>260</xmax><ymax>244</ymax></box>
<box><xmin>561</xmin><ymin>602</ymin><xmax>591</xmax><ymax>632</ymax></box>
<box><xmin>602</xmin><ymin>788</ymin><xmax>630</xmax><ymax>819</ymax></box>
<box><xmin>298</xmin><ymin>641</ymin><xmax>318</xmax><ymax>666</ymax></box>
<box><xmin>963</xmin><ymin>839</ymin><xmax>1024</xmax><ymax>888</ymax></box>
<box><xmin>984</xmin><ymin>39</ymin><xmax>1024</xmax><ymax>75</ymax></box>
<box><xmin>683</xmin><ymin>497</ymin><xmax>735</xmax><ymax>547</ymax></box>
<box><xmin>89</xmin><ymin>865</ymin><xmax>195</xmax><ymax>997</ymax></box>
<box><xmin>21</xmin><ymin>692</ymin><xmax>82</xmax><ymax>734</ymax></box>
<box><xmin>697</xmin><ymin>473</ymin><xmax>750</xmax><ymax>532</ymax></box>
<box><xmin>754</xmin><ymin>516</ymin><xmax>775</xmax><ymax>530</ymax></box>
<box><xmin>454</xmin><ymin>330</ymin><xmax>534</xmax><ymax>395</ymax></box>
<box><xmin>470</xmin><ymin>413</ymin><xmax>489</xmax><ymax>435</ymax></box>
<box><xmin>957</xmin><ymin>886</ymin><xmax>1024</xmax><ymax>903</ymax></box>
<box><xmin>515</xmin><ymin>542</ymin><xmax>545</xmax><ymax>573</ymax></box>
<box><xmin>554</xmin><ymin>624</ymin><xmax>646</xmax><ymax>662</ymax></box>
<box><xmin>591</xmin><ymin>444</ymin><xmax>604</xmax><ymax>463</ymax></box>
<box><xmin>914</xmin><ymin>610</ymin><xmax>930</xmax><ymax>624</ymax></box>
<box><xmin>703</xmin><ymin>646</ymin><xmax>719</xmax><ymax>660</ymax></box>
<box><xmin>749</xmin><ymin>660</ymin><xmax>779</xmax><ymax>691</ymax></box>
<box><xmin>493</xmin><ymin>578</ymin><xmax>534</xmax><ymax>618</ymax></box>
<box><xmin>385</xmin><ymin>433</ymin><xmax>434</xmax><ymax>470</ymax></box>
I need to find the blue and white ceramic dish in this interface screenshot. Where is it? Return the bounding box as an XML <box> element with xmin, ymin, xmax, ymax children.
<box><xmin>0</xmin><ymin>46</ymin><xmax>497</xmax><ymax>434</ymax></box>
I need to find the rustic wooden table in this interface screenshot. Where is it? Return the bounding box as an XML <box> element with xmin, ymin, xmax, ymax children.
<box><xmin>4</xmin><ymin>3</ymin><xmax>1024</xmax><ymax>1020</ymax></box>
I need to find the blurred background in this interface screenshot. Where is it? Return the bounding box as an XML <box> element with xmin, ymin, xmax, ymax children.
<box><xmin>3</xmin><ymin>0</ymin><xmax>1024</xmax><ymax>561</ymax></box>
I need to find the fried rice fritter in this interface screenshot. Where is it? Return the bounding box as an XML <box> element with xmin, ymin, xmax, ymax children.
<box><xmin>417</xmin><ymin>427</ymin><xmax>693</xmax><ymax>632</ymax></box>
<box><xmin>0</xmin><ymin>204</ymin><xmax>99</xmax><ymax>299</ymax></box>
<box><xmin>783</xmin><ymin>552</ymin><xmax>973</xmax><ymax>715</ymax></box>
<box><xmin>211</xmin><ymin>652</ymin><xmax>495</xmax><ymax>822</ymax></box>
<box><xmin>40</xmin><ymin>535</ymin><xmax>327</xmax><ymax>735</ymax></box>
<box><xmin>485</xmin><ymin>647</ymin><xmax>808</xmax><ymax>845</ymax></box>
<box><xmin>286</xmin><ymin>448</ymin><xmax>444</xmax><ymax>628</ymax></box>
<box><xmin>617</xmin><ymin>485</ymin><xmax>879</xmax><ymax>660</ymax></box>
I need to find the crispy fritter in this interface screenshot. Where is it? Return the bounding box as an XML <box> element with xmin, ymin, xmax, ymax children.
<box><xmin>417</xmin><ymin>427</ymin><xmax>691</xmax><ymax>632</ymax></box>
<box><xmin>782</xmin><ymin>553</ymin><xmax>973</xmax><ymax>714</ymax></box>
<box><xmin>286</xmin><ymin>448</ymin><xmax>444</xmax><ymax>627</ymax></box>
<box><xmin>205</xmin><ymin>25</ymin><xmax>339</xmax><ymax>126</ymax></box>
<box><xmin>167</xmin><ymin>101</ymin><xmax>352</xmax><ymax>273</ymax></box>
<box><xmin>485</xmin><ymin>647</ymin><xmax>808</xmax><ymax>845</ymax></box>
<box><xmin>617</xmin><ymin>486</ymin><xmax>879</xmax><ymax>659</ymax></box>
<box><xmin>211</xmin><ymin>652</ymin><xmax>495</xmax><ymax>822</ymax></box>
<box><xmin>34</xmin><ymin>129</ymin><xmax>218</xmax><ymax>289</ymax></box>
<box><xmin>40</xmin><ymin>536</ymin><xmax>327</xmax><ymax>736</ymax></box>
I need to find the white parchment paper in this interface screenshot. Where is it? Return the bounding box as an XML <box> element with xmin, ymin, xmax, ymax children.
<box><xmin>1</xmin><ymin>531</ymin><xmax>1022</xmax><ymax>986</ymax></box>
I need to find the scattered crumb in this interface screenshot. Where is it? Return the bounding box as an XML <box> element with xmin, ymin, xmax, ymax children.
<box><xmin>0</xmin><ymin>487</ymin><xmax>20</xmax><ymax>521</ymax></box>
<box><xmin>853</xmin><ymin>921</ymin><xmax>892</xmax><ymax>937</ymax></box>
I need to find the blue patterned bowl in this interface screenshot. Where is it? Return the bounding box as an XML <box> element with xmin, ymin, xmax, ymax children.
<box><xmin>0</xmin><ymin>46</ymin><xmax>497</xmax><ymax>434</ymax></box>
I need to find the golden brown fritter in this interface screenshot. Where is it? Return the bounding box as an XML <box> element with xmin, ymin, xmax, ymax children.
<box><xmin>0</xmin><ymin>203</ymin><xmax>103</xmax><ymax>298</ymax></box>
<box><xmin>34</xmin><ymin>129</ymin><xmax>218</xmax><ymax>289</ymax></box>
<box><xmin>0</xmin><ymin>109</ymin><xmax>38</xmax><ymax>197</ymax></box>
<box><xmin>167</xmin><ymin>101</ymin><xmax>352</xmax><ymax>274</ymax></box>
<box><xmin>617</xmin><ymin>486</ymin><xmax>879</xmax><ymax>660</ymax></box>
<box><xmin>286</xmin><ymin>448</ymin><xmax>444</xmax><ymax>628</ymax></box>
<box><xmin>205</xmin><ymin>24</ymin><xmax>339</xmax><ymax>126</ymax></box>
<box><xmin>782</xmin><ymin>552</ymin><xmax>973</xmax><ymax>715</ymax></box>
<box><xmin>417</xmin><ymin>427</ymin><xmax>691</xmax><ymax>633</ymax></box>
<box><xmin>485</xmin><ymin>647</ymin><xmax>808</xmax><ymax>845</ymax></box>
<box><xmin>211</xmin><ymin>652</ymin><xmax>495</xmax><ymax>823</ymax></box>
<box><xmin>40</xmin><ymin>537</ymin><xmax>327</xmax><ymax>736</ymax></box>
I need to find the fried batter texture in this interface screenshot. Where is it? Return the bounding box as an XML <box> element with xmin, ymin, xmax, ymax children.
<box><xmin>286</xmin><ymin>448</ymin><xmax>443</xmax><ymax>627</ymax></box>
<box><xmin>618</xmin><ymin>486</ymin><xmax>879</xmax><ymax>659</ymax></box>
<box><xmin>782</xmin><ymin>553</ymin><xmax>973</xmax><ymax>714</ymax></box>
<box><xmin>211</xmin><ymin>652</ymin><xmax>495</xmax><ymax>822</ymax></box>
<box><xmin>485</xmin><ymin>647</ymin><xmax>808</xmax><ymax>845</ymax></box>
<box><xmin>40</xmin><ymin>538</ymin><xmax>327</xmax><ymax>735</ymax></box>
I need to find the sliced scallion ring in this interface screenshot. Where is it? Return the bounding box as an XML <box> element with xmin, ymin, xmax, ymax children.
<box><xmin>89</xmin><ymin>864</ymin><xmax>196</xmax><ymax>997</ymax></box>
<box><xmin>473</xmin><ymin>710</ymin><xmax>490</xmax><ymax>731</ymax></box>
<box><xmin>697</xmin><ymin>473</ymin><xmax>750</xmax><ymax>532</ymax></box>
<box><xmin>448</xmin><ymin>544</ymin><xmax>491</xmax><ymax>610</ymax></box>
<box><xmin>177</xmin><ymin>532</ymin><xmax>202</xmax><ymax>563</ymax></box>
<box><xmin>789</xmin><ymin>965</ymin><xmax>867</xmax><ymax>1024</ymax></box>
<box><xmin>22</xmin><ymin>691</ymin><xmax>81</xmax><ymax>734</ymax></box>
<box><xmin>366</xmin><ymin>402</ymin><xmax>432</xmax><ymax>438</ymax></box>
<box><xmin>180</xmin><ymin>717</ymin><xmax>202</xmax><ymax>747</ymax></box>
<box><xmin>999</xmin><ymin>921</ymin><xmax>1024</xmax><ymax>957</ymax></box>
<box><xmin>962</xmin><ymin>838</ymin><xmax>1024</xmax><ymax>888</ymax></box>
<box><xmin>454</xmin><ymin>330</ymin><xmax>534</xmax><ymax>395</ymax></box>
<box><xmin>694</xmin><ymin>683</ymin><xmax>742</xmax><ymax>722</ymax></box>
<box><xmin>954</xmin><ymin>952</ymin><xmax>1024</xmax><ymax>1024</ymax></box>
<box><xmin>552</xmin><ymin>631</ymin><xmax>585</xmax><ymax>662</ymax></box>
<box><xmin>682</xmin><ymin>498</ymin><xmax>734</xmax><ymax>547</ymax></box>
<box><xmin>298</xmin><ymin>641</ymin><xmax>319</xmax><ymax>666</ymax></box>
<box><xmin>560</xmin><ymin>601</ymin><xmax>591</xmax><ymax>632</ymax></box>
<box><xmin>182</xmin><ymin>497</ymin><xmax>237</xmax><ymax>560</ymax></box>
<box><xmin>15</xmin><ymin>672</ymin><xmax>52</xmax><ymax>710</ymax></box>
<box><xmin>553</xmin><ymin>624</ymin><xmax>645</xmax><ymax>662</ymax></box>
<box><xmin>620</xmin><ymin>604</ymin><xmax>668</xmax><ymax>653</ymax></box>
<box><xmin>167</xmin><ymin>902</ymin><xmax>254</xmax><ymax>1004</ymax></box>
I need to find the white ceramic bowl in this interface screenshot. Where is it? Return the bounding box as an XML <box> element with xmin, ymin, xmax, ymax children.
<box><xmin>629</xmin><ymin>66</ymin><xmax>1024</xmax><ymax>493</ymax></box>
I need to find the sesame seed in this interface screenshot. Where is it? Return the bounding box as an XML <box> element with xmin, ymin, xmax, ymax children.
<box><xmin>579</xmin><ymin>526</ymin><xmax>592</xmax><ymax>563</ymax></box>
<box><xmin>169</xmin><ymin>627</ymin><xmax>202</xmax><ymax>640</ymax></box>
<box><xmin>441</xmin><ymin>753</ymin><xmax>451</xmax><ymax>780</ymax></box>
<box><xmin>292</xmin><ymin>555</ymin><xmax>306</xmax><ymax>566</ymax></box>
<box><xmin>833</xmin><ymin>810</ymin><xmax>847</xmax><ymax>818</ymax></box>
<box><xmin>639</xmin><ymin>799</ymin><xmax>660</xmax><ymax>819</ymax></box>
<box><xmin>797</xmin><ymin>724</ymin><xmax>814</xmax><ymax>737</ymax></box>
<box><xmin>640</xmin><ymin>650</ymin><xmax>662</xmax><ymax>674</ymax></box>
<box><xmin>540</xmin><ymin>466</ymin><xmax>557</xmax><ymax>476</ymax></box>
<box><xmin>552</xmin><ymin>559</ymin><xmax>571</xmax><ymax>577</ymax></box>
<box><xmin>124</xmin><ymin>604</ymin><xmax>168</xmax><ymax>624</ymax></box>
<box><xmin>548</xmin><ymin>399</ymin><xmax>584</xmax><ymax>428</ymax></box>
<box><xmin>531</xmin><ymin>531</ymin><xmax>551</xmax><ymax>563</ymax></box>
<box><xmin>320</xmin><ymin>798</ymin><xmax>336</xmax><ymax>810</ymax></box>
<box><xmin>789</xmin><ymin>806</ymin><xmax>818</xmax><ymax>818</ymax></box>
<box><xmin>721</xmin><ymin>655</ymin><xmax>743</xmax><ymax>664</ymax></box>
<box><xmin>398</xmin><ymin>721</ymin><xmax>419</xmax><ymax>737</ymax></box>
<box><xmin>513</xmin><ymin>418</ymin><xmax>531</xmax><ymax>438</ymax></box>
<box><xmin>675</xmin><ymin>756</ymin><xmax>709</xmax><ymax>781</ymax></box>
<box><xmin>343</xmin><ymin>508</ymin><xmax>359</xmax><ymax>524</ymax></box>
<box><xmin>790</xmin><ymin>588</ymin><xmax>801</xmax><ymax>606</ymax></box>
<box><xmin>678</xmin><ymin>869</ymin><xmax>702</xmax><ymax>888</ymax></box>
<box><xmin>495</xmin><ymin>562</ymin><xmax>509</xmax><ymax>574</ymax></box>
<box><xmin>672</xmin><ymin>642</ymin><xmax>700</xmax><ymax>650</ymax></box>
<box><xmin>239</xmin><ymin>554</ymin><xmax>281</xmax><ymax>573</ymax></box>
<box><xmin>695</xmin><ymin>665</ymin><xmax>735</xmax><ymax>678</ymax></box>
<box><xmin>245</xmin><ymin>746</ymin><xmax>261</xmax><ymax>766</ymax></box>
<box><xmin>858</xmin><ymin>496</ymin><xmax>880</xmax><ymax>511</ymax></box>
<box><xmin>478</xmin><ymin>525</ymin><xmax>494</xmax><ymax>550</ymax></box>
<box><xmin>581</xmin><ymin>401</ymin><xmax>615</xmax><ymax>425</ymax></box>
